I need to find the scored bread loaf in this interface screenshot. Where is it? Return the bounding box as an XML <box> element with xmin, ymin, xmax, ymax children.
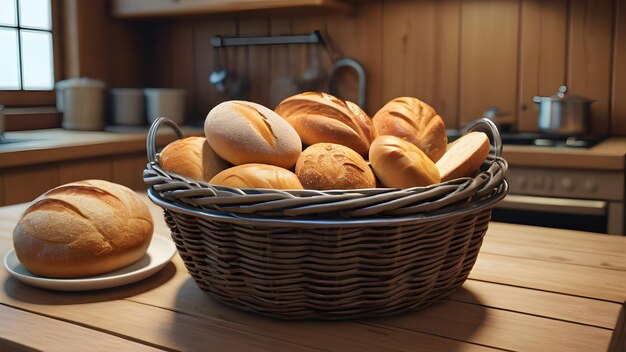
<box><xmin>159</xmin><ymin>136</ymin><xmax>231</xmax><ymax>181</ymax></box>
<box><xmin>204</xmin><ymin>100</ymin><xmax>302</xmax><ymax>169</ymax></box>
<box><xmin>436</xmin><ymin>132</ymin><xmax>490</xmax><ymax>181</ymax></box>
<box><xmin>295</xmin><ymin>143</ymin><xmax>376</xmax><ymax>190</ymax></box>
<box><xmin>275</xmin><ymin>92</ymin><xmax>376</xmax><ymax>156</ymax></box>
<box><xmin>12</xmin><ymin>180</ymin><xmax>154</xmax><ymax>278</ymax></box>
<box><xmin>373</xmin><ymin>97</ymin><xmax>447</xmax><ymax>162</ymax></box>
<box><xmin>369</xmin><ymin>135</ymin><xmax>441</xmax><ymax>188</ymax></box>
<box><xmin>209</xmin><ymin>163</ymin><xmax>304</xmax><ymax>190</ymax></box>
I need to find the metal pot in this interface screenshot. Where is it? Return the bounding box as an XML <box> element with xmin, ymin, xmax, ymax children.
<box><xmin>533</xmin><ymin>86</ymin><xmax>594</xmax><ymax>136</ymax></box>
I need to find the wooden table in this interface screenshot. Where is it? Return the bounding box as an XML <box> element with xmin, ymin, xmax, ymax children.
<box><xmin>0</xmin><ymin>195</ymin><xmax>625</xmax><ymax>351</ymax></box>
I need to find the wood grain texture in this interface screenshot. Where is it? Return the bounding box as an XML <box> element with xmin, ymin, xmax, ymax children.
<box><xmin>2</xmin><ymin>165</ymin><xmax>59</xmax><ymax>205</ymax></box>
<box><xmin>0</xmin><ymin>304</ymin><xmax>161</xmax><ymax>352</ymax></box>
<box><xmin>193</xmin><ymin>21</ymin><xmax>237</xmax><ymax>117</ymax></box>
<box><xmin>239</xmin><ymin>19</ymin><xmax>272</xmax><ymax>105</ymax></box>
<box><xmin>612</xmin><ymin>0</ymin><xmax>626</xmax><ymax>136</ymax></box>
<box><xmin>517</xmin><ymin>0</ymin><xmax>567</xmax><ymax>132</ymax></box>
<box><xmin>568</xmin><ymin>0</ymin><xmax>614</xmax><ymax>136</ymax></box>
<box><xmin>373</xmin><ymin>300</ymin><xmax>612</xmax><ymax>352</ymax></box>
<box><xmin>111</xmin><ymin>0</ymin><xmax>353</xmax><ymax>18</ymax></box>
<box><xmin>382</xmin><ymin>0</ymin><xmax>460</xmax><ymax>128</ymax></box>
<box><xmin>58</xmin><ymin>157</ymin><xmax>113</xmax><ymax>184</ymax></box>
<box><xmin>459</xmin><ymin>0</ymin><xmax>520</xmax><ymax>128</ymax></box>
<box><xmin>326</xmin><ymin>0</ymin><xmax>383</xmax><ymax>115</ymax></box>
<box><xmin>112</xmin><ymin>153</ymin><xmax>148</xmax><ymax>191</ymax></box>
<box><xmin>269</xmin><ymin>18</ymin><xmax>298</xmax><ymax>108</ymax></box>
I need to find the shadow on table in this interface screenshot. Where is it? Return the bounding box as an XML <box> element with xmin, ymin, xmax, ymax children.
<box><xmin>161</xmin><ymin>278</ymin><xmax>487</xmax><ymax>352</ymax></box>
<box><xmin>3</xmin><ymin>262</ymin><xmax>177</xmax><ymax>305</ymax></box>
<box><xmin>610</xmin><ymin>302</ymin><xmax>626</xmax><ymax>351</ymax></box>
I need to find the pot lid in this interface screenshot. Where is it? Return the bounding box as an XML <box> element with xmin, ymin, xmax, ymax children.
<box><xmin>539</xmin><ymin>86</ymin><xmax>594</xmax><ymax>103</ymax></box>
<box><xmin>55</xmin><ymin>77</ymin><xmax>106</xmax><ymax>89</ymax></box>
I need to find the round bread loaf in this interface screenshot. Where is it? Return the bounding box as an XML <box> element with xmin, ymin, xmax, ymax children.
<box><xmin>209</xmin><ymin>163</ymin><xmax>303</xmax><ymax>190</ymax></box>
<box><xmin>436</xmin><ymin>132</ymin><xmax>490</xmax><ymax>181</ymax></box>
<box><xmin>204</xmin><ymin>100</ymin><xmax>302</xmax><ymax>169</ymax></box>
<box><xmin>369</xmin><ymin>135</ymin><xmax>441</xmax><ymax>188</ymax></box>
<box><xmin>159</xmin><ymin>136</ymin><xmax>231</xmax><ymax>181</ymax></box>
<box><xmin>373</xmin><ymin>97</ymin><xmax>447</xmax><ymax>162</ymax></box>
<box><xmin>275</xmin><ymin>92</ymin><xmax>376</xmax><ymax>156</ymax></box>
<box><xmin>12</xmin><ymin>180</ymin><xmax>154</xmax><ymax>278</ymax></box>
<box><xmin>295</xmin><ymin>143</ymin><xmax>376</xmax><ymax>190</ymax></box>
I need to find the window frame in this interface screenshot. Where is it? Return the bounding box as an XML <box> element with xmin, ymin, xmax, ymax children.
<box><xmin>0</xmin><ymin>0</ymin><xmax>62</xmax><ymax>104</ymax></box>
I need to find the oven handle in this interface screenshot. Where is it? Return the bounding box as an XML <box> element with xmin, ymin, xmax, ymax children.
<box><xmin>496</xmin><ymin>195</ymin><xmax>606</xmax><ymax>216</ymax></box>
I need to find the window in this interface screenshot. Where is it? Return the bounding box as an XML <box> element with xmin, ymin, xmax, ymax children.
<box><xmin>0</xmin><ymin>0</ymin><xmax>54</xmax><ymax>91</ymax></box>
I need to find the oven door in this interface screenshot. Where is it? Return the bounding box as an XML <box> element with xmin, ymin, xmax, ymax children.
<box><xmin>492</xmin><ymin>194</ymin><xmax>609</xmax><ymax>233</ymax></box>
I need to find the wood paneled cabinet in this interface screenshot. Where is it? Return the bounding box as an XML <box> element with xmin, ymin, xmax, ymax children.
<box><xmin>111</xmin><ymin>0</ymin><xmax>352</xmax><ymax>18</ymax></box>
<box><xmin>0</xmin><ymin>153</ymin><xmax>148</xmax><ymax>206</ymax></box>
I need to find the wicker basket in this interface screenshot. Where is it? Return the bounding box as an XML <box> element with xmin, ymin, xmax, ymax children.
<box><xmin>144</xmin><ymin>117</ymin><xmax>508</xmax><ymax>320</ymax></box>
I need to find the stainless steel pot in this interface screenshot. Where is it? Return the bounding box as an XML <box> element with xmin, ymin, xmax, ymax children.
<box><xmin>533</xmin><ymin>86</ymin><xmax>594</xmax><ymax>136</ymax></box>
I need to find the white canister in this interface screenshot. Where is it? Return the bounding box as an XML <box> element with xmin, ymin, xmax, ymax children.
<box><xmin>144</xmin><ymin>88</ymin><xmax>186</xmax><ymax>125</ymax></box>
<box><xmin>110</xmin><ymin>88</ymin><xmax>145</xmax><ymax>126</ymax></box>
<box><xmin>56</xmin><ymin>77</ymin><xmax>107</xmax><ymax>131</ymax></box>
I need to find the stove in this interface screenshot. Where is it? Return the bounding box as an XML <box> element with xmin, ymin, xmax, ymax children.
<box><xmin>447</xmin><ymin>130</ymin><xmax>623</xmax><ymax>235</ymax></box>
<box><xmin>499</xmin><ymin>133</ymin><xmax>608</xmax><ymax>149</ymax></box>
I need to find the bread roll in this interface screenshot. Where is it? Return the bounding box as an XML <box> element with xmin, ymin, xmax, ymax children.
<box><xmin>295</xmin><ymin>143</ymin><xmax>376</xmax><ymax>190</ymax></box>
<box><xmin>275</xmin><ymin>92</ymin><xmax>376</xmax><ymax>156</ymax></box>
<box><xmin>436</xmin><ymin>132</ymin><xmax>490</xmax><ymax>181</ymax></box>
<box><xmin>373</xmin><ymin>97</ymin><xmax>447</xmax><ymax>162</ymax></box>
<box><xmin>204</xmin><ymin>100</ymin><xmax>302</xmax><ymax>169</ymax></box>
<box><xmin>159</xmin><ymin>136</ymin><xmax>230</xmax><ymax>181</ymax></box>
<box><xmin>369</xmin><ymin>135</ymin><xmax>441</xmax><ymax>188</ymax></box>
<box><xmin>13</xmin><ymin>180</ymin><xmax>154</xmax><ymax>278</ymax></box>
<box><xmin>209</xmin><ymin>164</ymin><xmax>303</xmax><ymax>190</ymax></box>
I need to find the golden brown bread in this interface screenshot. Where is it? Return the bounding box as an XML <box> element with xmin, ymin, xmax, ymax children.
<box><xmin>295</xmin><ymin>143</ymin><xmax>376</xmax><ymax>190</ymax></box>
<box><xmin>436</xmin><ymin>132</ymin><xmax>490</xmax><ymax>181</ymax></box>
<box><xmin>204</xmin><ymin>100</ymin><xmax>302</xmax><ymax>169</ymax></box>
<box><xmin>159</xmin><ymin>136</ymin><xmax>231</xmax><ymax>181</ymax></box>
<box><xmin>369</xmin><ymin>135</ymin><xmax>441</xmax><ymax>188</ymax></box>
<box><xmin>209</xmin><ymin>164</ymin><xmax>304</xmax><ymax>190</ymax></box>
<box><xmin>373</xmin><ymin>97</ymin><xmax>447</xmax><ymax>162</ymax></box>
<box><xmin>12</xmin><ymin>180</ymin><xmax>154</xmax><ymax>278</ymax></box>
<box><xmin>275</xmin><ymin>92</ymin><xmax>376</xmax><ymax>156</ymax></box>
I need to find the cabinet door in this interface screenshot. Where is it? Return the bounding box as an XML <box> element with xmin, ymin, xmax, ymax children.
<box><xmin>459</xmin><ymin>0</ymin><xmax>519</xmax><ymax>128</ymax></box>
<box><xmin>2</xmin><ymin>165</ymin><xmax>59</xmax><ymax>205</ymax></box>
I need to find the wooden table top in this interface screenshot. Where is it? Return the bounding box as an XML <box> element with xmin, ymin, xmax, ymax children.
<box><xmin>1</xmin><ymin>194</ymin><xmax>625</xmax><ymax>351</ymax></box>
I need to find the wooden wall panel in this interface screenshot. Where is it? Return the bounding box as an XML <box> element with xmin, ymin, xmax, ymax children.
<box><xmin>58</xmin><ymin>158</ymin><xmax>113</xmax><ymax>184</ymax></box>
<box><xmin>269</xmin><ymin>18</ymin><xmax>298</xmax><ymax>108</ymax></box>
<box><xmin>193</xmin><ymin>21</ymin><xmax>238</xmax><ymax>116</ymax></box>
<box><xmin>568</xmin><ymin>0</ymin><xmax>614</xmax><ymax>136</ymax></box>
<box><xmin>113</xmin><ymin>154</ymin><xmax>148</xmax><ymax>191</ymax></box>
<box><xmin>517</xmin><ymin>0</ymin><xmax>567</xmax><ymax>132</ymax></box>
<box><xmin>239</xmin><ymin>19</ymin><xmax>272</xmax><ymax>105</ymax></box>
<box><xmin>3</xmin><ymin>165</ymin><xmax>59</xmax><ymax>205</ymax></box>
<box><xmin>381</xmin><ymin>0</ymin><xmax>461</xmax><ymax>128</ymax></box>
<box><xmin>459</xmin><ymin>0</ymin><xmax>520</xmax><ymax>128</ymax></box>
<box><xmin>326</xmin><ymin>0</ymin><xmax>383</xmax><ymax>115</ymax></box>
<box><xmin>612</xmin><ymin>0</ymin><xmax>626</xmax><ymax>136</ymax></box>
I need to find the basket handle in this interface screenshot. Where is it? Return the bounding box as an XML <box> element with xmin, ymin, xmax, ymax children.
<box><xmin>462</xmin><ymin>117</ymin><xmax>502</xmax><ymax>158</ymax></box>
<box><xmin>147</xmin><ymin>117</ymin><xmax>186</xmax><ymax>163</ymax></box>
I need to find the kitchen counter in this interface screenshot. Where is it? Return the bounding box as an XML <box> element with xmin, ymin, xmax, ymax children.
<box><xmin>0</xmin><ymin>196</ymin><xmax>625</xmax><ymax>351</ymax></box>
<box><xmin>0</xmin><ymin>126</ymin><xmax>204</xmax><ymax>169</ymax></box>
<box><xmin>503</xmin><ymin>138</ymin><xmax>626</xmax><ymax>171</ymax></box>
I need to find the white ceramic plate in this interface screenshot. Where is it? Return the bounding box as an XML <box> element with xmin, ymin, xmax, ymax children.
<box><xmin>3</xmin><ymin>235</ymin><xmax>176</xmax><ymax>291</ymax></box>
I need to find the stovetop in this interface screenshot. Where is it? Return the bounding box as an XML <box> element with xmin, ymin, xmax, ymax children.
<box><xmin>447</xmin><ymin>130</ymin><xmax>608</xmax><ymax>149</ymax></box>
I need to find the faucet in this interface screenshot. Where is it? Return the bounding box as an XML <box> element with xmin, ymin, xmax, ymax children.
<box><xmin>329</xmin><ymin>58</ymin><xmax>367</xmax><ymax>111</ymax></box>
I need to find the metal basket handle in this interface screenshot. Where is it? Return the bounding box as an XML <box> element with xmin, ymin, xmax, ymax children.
<box><xmin>147</xmin><ymin>117</ymin><xmax>185</xmax><ymax>163</ymax></box>
<box><xmin>462</xmin><ymin>117</ymin><xmax>502</xmax><ymax>158</ymax></box>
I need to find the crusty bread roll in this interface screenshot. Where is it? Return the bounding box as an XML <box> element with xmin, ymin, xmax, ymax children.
<box><xmin>204</xmin><ymin>100</ymin><xmax>302</xmax><ymax>169</ymax></box>
<box><xmin>436</xmin><ymin>132</ymin><xmax>490</xmax><ymax>181</ymax></box>
<box><xmin>209</xmin><ymin>164</ymin><xmax>304</xmax><ymax>190</ymax></box>
<box><xmin>13</xmin><ymin>180</ymin><xmax>154</xmax><ymax>278</ymax></box>
<box><xmin>373</xmin><ymin>97</ymin><xmax>447</xmax><ymax>162</ymax></box>
<box><xmin>369</xmin><ymin>135</ymin><xmax>441</xmax><ymax>188</ymax></box>
<box><xmin>295</xmin><ymin>143</ymin><xmax>376</xmax><ymax>190</ymax></box>
<box><xmin>159</xmin><ymin>136</ymin><xmax>231</xmax><ymax>181</ymax></box>
<box><xmin>275</xmin><ymin>92</ymin><xmax>376</xmax><ymax>156</ymax></box>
